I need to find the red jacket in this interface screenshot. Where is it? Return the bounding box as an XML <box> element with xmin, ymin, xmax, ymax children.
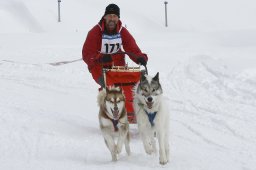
<box><xmin>82</xmin><ymin>19</ymin><xmax>148</xmax><ymax>85</ymax></box>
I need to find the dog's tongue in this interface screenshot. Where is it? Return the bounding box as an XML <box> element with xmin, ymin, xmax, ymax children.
<box><xmin>146</xmin><ymin>102</ymin><xmax>153</xmax><ymax>109</ymax></box>
<box><xmin>113</xmin><ymin>110</ymin><xmax>119</xmax><ymax>119</ymax></box>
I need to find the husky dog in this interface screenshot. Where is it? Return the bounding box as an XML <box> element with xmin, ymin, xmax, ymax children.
<box><xmin>98</xmin><ymin>86</ymin><xmax>131</xmax><ymax>161</ymax></box>
<box><xmin>133</xmin><ymin>72</ymin><xmax>169</xmax><ymax>165</ymax></box>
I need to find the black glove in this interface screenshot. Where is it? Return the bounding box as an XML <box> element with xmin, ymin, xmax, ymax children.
<box><xmin>99</xmin><ymin>54</ymin><xmax>112</xmax><ymax>63</ymax></box>
<box><xmin>137</xmin><ymin>57</ymin><xmax>147</xmax><ymax>66</ymax></box>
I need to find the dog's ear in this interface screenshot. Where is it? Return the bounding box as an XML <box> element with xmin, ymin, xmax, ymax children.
<box><xmin>153</xmin><ymin>72</ymin><xmax>159</xmax><ymax>82</ymax></box>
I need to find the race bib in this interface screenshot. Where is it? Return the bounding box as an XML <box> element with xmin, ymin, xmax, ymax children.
<box><xmin>101</xmin><ymin>33</ymin><xmax>122</xmax><ymax>54</ymax></box>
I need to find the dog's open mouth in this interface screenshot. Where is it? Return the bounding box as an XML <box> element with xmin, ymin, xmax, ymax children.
<box><xmin>146</xmin><ymin>102</ymin><xmax>153</xmax><ymax>109</ymax></box>
<box><xmin>111</xmin><ymin>108</ymin><xmax>119</xmax><ymax>119</ymax></box>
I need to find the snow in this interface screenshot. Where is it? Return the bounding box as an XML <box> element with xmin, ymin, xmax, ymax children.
<box><xmin>1</xmin><ymin>0</ymin><xmax>256</xmax><ymax>169</ymax></box>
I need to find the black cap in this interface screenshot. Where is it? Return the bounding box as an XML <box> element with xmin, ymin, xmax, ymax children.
<box><xmin>104</xmin><ymin>4</ymin><xmax>120</xmax><ymax>18</ymax></box>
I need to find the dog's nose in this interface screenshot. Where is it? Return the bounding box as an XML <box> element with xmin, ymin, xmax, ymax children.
<box><xmin>114</xmin><ymin>106</ymin><xmax>118</xmax><ymax>111</ymax></box>
<box><xmin>147</xmin><ymin>97</ymin><xmax>153</xmax><ymax>103</ymax></box>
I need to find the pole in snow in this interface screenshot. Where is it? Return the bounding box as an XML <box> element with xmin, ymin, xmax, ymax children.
<box><xmin>164</xmin><ymin>1</ymin><xmax>168</xmax><ymax>27</ymax></box>
<box><xmin>58</xmin><ymin>0</ymin><xmax>61</xmax><ymax>22</ymax></box>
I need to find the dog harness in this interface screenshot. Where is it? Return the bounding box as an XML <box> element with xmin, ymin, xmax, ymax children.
<box><xmin>137</xmin><ymin>103</ymin><xmax>157</xmax><ymax>127</ymax></box>
<box><xmin>111</xmin><ymin>119</ymin><xmax>119</xmax><ymax>132</ymax></box>
<box><xmin>144</xmin><ymin>110</ymin><xmax>157</xmax><ymax>127</ymax></box>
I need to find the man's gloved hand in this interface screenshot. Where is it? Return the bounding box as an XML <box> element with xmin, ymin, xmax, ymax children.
<box><xmin>137</xmin><ymin>57</ymin><xmax>147</xmax><ymax>66</ymax></box>
<box><xmin>99</xmin><ymin>54</ymin><xmax>112</xmax><ymax>63</ymax></box>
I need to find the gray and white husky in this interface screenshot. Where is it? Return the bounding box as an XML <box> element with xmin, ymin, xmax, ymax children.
<box><xmin>133</xmin><ymin>72</ymin><xmax>169</xmax><ymax>165</ymax></box>
<box><xmin>98</xmin><ymin>86</ymin><xmax>131</xmax><ymax>161</ymax></box>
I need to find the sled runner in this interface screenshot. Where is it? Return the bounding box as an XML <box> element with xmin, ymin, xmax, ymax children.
<box><xmin>102</xmin><ymin>52</ymin><xmax>146</xmax><ymax>124</ymax></box>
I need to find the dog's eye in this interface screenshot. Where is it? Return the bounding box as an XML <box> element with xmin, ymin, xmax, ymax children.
<box><xmin>143</xmin><ymin>88</ymin><xmax>148</xmax><ymax>92</ymax></box>
<box><xmin>107</xmin><ymin>100</ymin><xmax>114</xmax><ymax>103</ymax></box>
<box><xmin>152</xmin><ymin>88</ymin><xmax>156</xmax><ymax>92</ymax></box>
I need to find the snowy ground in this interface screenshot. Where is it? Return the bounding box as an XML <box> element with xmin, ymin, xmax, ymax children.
<box><xmin>1</xmin><ymin>0</ymin><xmax>256</xmax><ymax>170</ymax></box>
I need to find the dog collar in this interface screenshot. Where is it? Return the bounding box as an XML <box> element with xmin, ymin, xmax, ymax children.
<box><xmin>144</xmin><ymin>110</ymin><xmax>157</xmax><ymax>127</ymax></box>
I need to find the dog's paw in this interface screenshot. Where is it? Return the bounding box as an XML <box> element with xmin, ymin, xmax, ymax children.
<box><xmin>150</xmin><ymin>142</ymin><xmax>157</xmax><ymax>154</ymax></box>
<box><xmin>159</xmin><ymin>156</ymin><xmax>168</xmax><ymax>165</ymax></box>
<box><xmin>112</xmin><ymin>155</ymin><xmax>117</xmax><ymax>162</ymax></box>
<box><xmin>145</xmin><ymin>147</ymin><xmax>154</xmax><ymax>155</ymax></box>
<box><xmin>126</xmin><ymin>150</ymin><xmax>131</xmax><ymax>156</ymax></box>
<box><xmin>111</xmin><ymin>147</ymin><xmax>118</xmax><ymax>161</ymax></box>
<box><xmin>126</xmin><ymin>146</ymin><xmax>131</xmax><ymax>156</ymax></box>
<box><xmin>113</xmin><ymin>145</ymin><xmax>117</xmax><ymax>154</ymax></box>
<box><xmin>144</xmin><ymin>141</ymin><xmax>156</xmax><ymax>155</ymax></box>
<box><xmin>159</xmin><ymin>160</ymin><xmax>168</xmax><ymax>165</ymax></box>
<box><xmin>116</xmin><ymin>145</ymin><xmax>122</xmax><ymax>154</ymax></box>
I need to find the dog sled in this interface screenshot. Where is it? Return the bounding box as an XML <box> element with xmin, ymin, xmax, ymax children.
<box><xmin>102</xmin><ymin>52</ymin><xmax>147</xmax><ymax>124</ymax></box>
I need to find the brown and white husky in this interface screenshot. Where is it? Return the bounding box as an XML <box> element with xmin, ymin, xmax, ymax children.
<box><xmin>97</xmin><ymin>86</ymin><xmax>131</xmax><ymax>161</ymax></box>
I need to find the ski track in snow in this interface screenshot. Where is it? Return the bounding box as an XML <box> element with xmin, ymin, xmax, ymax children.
<box><xmin>165</xmin><ymin>56</ymin><xmax>256</xmax><ymax>170</ymax></box>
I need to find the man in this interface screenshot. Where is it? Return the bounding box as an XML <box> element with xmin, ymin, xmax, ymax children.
<box><xmin>82</xmin><ymin>3</ymin><xmax>148</xmax><ymax>87</ymax></box>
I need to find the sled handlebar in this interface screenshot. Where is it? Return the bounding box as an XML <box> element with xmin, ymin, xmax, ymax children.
<box><xmin>110</xmin><ymin>51</ymin><xmax>148</xmax><ymax>75</ymax></box>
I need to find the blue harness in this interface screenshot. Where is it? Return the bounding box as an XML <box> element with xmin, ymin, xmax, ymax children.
<box><xmin>144</xmin><ymin>110</ymin><xmax>157</xmax><ymax>127</ymax></box>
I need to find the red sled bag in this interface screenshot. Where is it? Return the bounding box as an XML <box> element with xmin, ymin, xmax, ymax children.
<box><xmin>103</xmin><ymin>66</ymin><xmax>142</xmax><ymax>123</ymax></box>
